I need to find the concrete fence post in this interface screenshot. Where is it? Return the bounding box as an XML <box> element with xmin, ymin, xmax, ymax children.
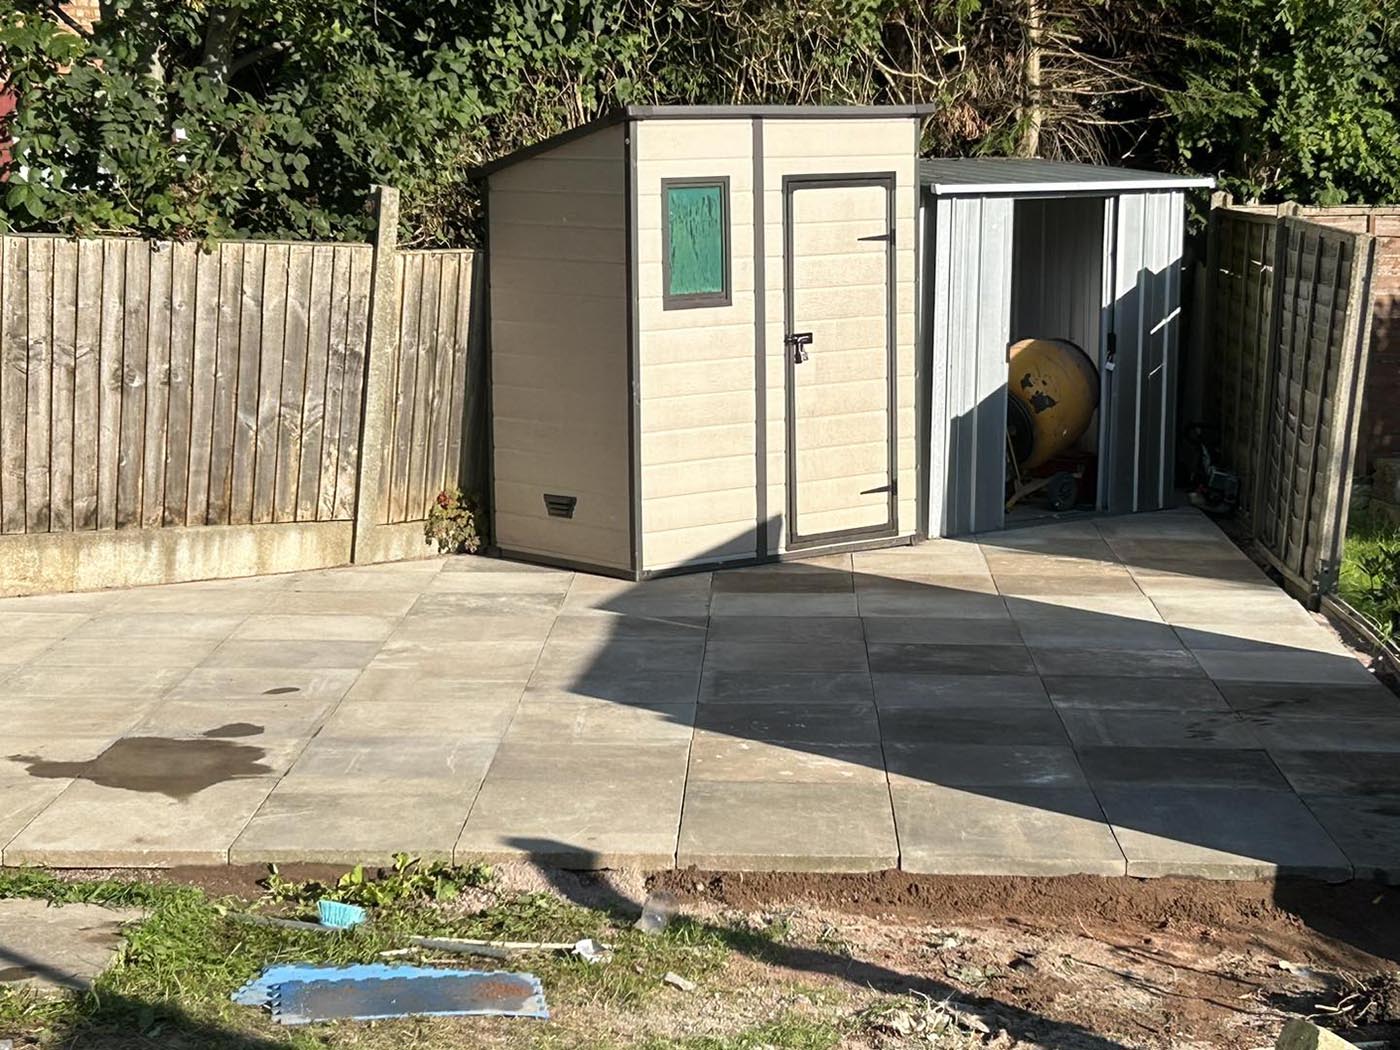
<box><xmin>351</xmin><ymin>184</ymin><xmax>401</xmax><ymax>563</ymax></box>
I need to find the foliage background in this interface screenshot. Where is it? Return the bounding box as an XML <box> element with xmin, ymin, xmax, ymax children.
<box><xmin>1</xmin><ymin>0</ymin><xmax>1399</xmax><ymax>245</ymax></box>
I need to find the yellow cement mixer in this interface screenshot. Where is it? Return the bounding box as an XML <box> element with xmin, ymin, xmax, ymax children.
<box><xmin>1005</xmin><ymin>337</ymin><xmax>1099</xmax><ymax>510</ymax></box>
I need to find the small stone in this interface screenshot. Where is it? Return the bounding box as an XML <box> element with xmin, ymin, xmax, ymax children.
<box><xmin>1275</xmin><ymin>1019</ymin><xmax>1360</xmax><ymax>1050</ymax></box>
<box><xmin>663</xmin><ymin>971</ymin><xmax>697</xmax><ymax>993</ymax></box>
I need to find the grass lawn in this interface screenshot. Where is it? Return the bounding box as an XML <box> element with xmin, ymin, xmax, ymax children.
<box><xmin>1339</xmin><ymin>508</ymin><xmax>1400</xmax><ymax>637</ymax></box>
<box><xmin>0</xmin><ymin>862</ymin><xmax>870</xmax><ymax>1050</ymax></box>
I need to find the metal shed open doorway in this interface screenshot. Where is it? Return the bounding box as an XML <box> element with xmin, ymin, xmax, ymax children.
<box><xmin>918</xmin><ymin>159</ymin><xmax>1214</xmax><ymax>537</ymax></box>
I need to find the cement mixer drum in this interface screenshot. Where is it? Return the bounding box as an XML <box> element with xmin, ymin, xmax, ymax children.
<box><xmin>1006</xmin><ymin>337</ymin><xmax>1100</xmax><ymax>471</ymax></box>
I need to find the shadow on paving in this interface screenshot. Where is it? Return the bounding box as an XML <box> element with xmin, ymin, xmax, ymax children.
<box><xmin>508</xmin><ymin>836</ymin><xmax>1134</xmax><ymax>1050</ymax></box>
<box><xmin>513</xmin><ymin>511</ymin><xmax>1400</xmax><ymax>928</ymax></box>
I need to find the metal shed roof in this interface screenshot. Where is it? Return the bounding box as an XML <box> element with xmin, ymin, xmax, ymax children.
<box><xmin>919</xmin><ymin>157</ymin><xmax>1214</xmax><ymax>196</ymax></box>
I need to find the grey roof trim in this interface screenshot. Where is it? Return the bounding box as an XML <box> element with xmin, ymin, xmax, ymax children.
<box><xmin>919</xmin><ymin>158</ymin><xmax>1214</xmax><ymax>196</ymax></box>
<box><xmin>478</xmin><ymin>105</ymin><xmax>933</xmax><ymax>178</ymax></box>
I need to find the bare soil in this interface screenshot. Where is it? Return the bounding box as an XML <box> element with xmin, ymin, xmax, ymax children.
<box><xmin>67</xmin><ymin>865</ymin><xmax>1400</xmax><ymax>1049</ymax></box>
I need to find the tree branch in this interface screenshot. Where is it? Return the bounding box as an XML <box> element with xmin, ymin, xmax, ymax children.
<box><xmin>44</xmin><ymin>0</ymin><xmax>90</xmax><ymax>37</ymax></box>
<box><xmin>227</xmin><ymin>39</ymin><xmax>291</xmax><ymax>76</ymax></box>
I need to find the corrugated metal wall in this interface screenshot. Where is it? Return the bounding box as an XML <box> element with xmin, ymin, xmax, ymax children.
<box><xmin>926</xmin><ymin>194</ymin><xmax>1014</xmax><ymax>536</ymax></box>
<box><xmin>1106</xmin><ymin>191</ymin><xmax>1184</xmax><ymax>514</ymax></box>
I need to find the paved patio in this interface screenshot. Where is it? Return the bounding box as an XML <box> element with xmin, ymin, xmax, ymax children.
<box><xmin>2</xmin><ymin>508</ymin><xmax>1398</xmax><ymax>880</ymax></box>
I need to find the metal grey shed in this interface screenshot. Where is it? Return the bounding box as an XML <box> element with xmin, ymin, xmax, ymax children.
<box><xmin>919</xmin><ymin>158</ymin><xmax>1214</xmax><ymax>536</ymax></box>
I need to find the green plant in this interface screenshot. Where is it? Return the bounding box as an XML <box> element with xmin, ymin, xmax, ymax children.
<box><xmin>1340</xmin><ymin>511</ymin><xmax>1400</xmax><ymax>636</ymax></box>
<box><xmin>424</xmin><ymin>487</ymin><xmax>482</xmax><ymax>554</ymax></box>
<box><xmin>262</xmin><ymin>853</ymin><xmax>492</xmax><ymax>908</ymax></box>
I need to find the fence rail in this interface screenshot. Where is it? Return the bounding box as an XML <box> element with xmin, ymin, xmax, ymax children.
<box><xmin>0</xmin><ymin>187</ymin><xmax>482</xmax><ymax>595</ymax></box>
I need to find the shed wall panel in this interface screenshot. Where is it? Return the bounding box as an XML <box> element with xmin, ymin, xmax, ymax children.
<box><xmin>488</xmin><ymin>124</ymin><xmax>631</xmax><ymax>571</ymax></box>
<box><xmin>636</xmin><ymin>119</ymin><xmax>757</xmax><ymax>570</ymax></box>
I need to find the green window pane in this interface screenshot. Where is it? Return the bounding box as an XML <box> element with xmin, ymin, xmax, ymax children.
<box><xmin>666</xmin><ymin>184</ymin><xmax>725</xmax><ymax>297</ymax></box>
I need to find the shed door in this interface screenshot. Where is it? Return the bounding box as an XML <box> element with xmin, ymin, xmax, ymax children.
<box><xmin>784</xmin><ymin>176</ymin><xmax>897</xmax><ymax>546</ymax></box>
<box><xmin>1103</xmin><ymin>191</ymin><xmax>1185</xmax><ymax>513</ymax></box>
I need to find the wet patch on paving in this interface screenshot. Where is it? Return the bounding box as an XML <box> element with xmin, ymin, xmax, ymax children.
<box><xmin>9</xmin><ymin>733</ymin><xmax>272</xmax><ymax>799</ymax></box>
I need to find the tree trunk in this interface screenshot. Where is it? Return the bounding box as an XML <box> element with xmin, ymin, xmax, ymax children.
<box><xmin>1022</xmin><ymin>0</ymin><xmax>1043</xmax><ymax>157</ymax></box>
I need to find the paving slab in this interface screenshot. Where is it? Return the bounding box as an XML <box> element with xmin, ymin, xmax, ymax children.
<box><xmin>1014</xmin><ymin>619</ymin><xmax>1184</xmax><ymax>651</ymax></box>
<box><xmin>857</xmin><ymin>590</ymin><xmax>1008</xmax><ymax>619</ymax></box>
<box><xmin>232</xmin><ymin>614</ymin><xmax>400</xmax><ymax>642</ymax></box>
<box><xmin>530</xmin><ymin>638</ymin><xmax>705</xmax><ymax>678</ymax></box>
<box><xmin>166</xmin><ymin>667</ymin><xmax>361</xmax><ymax>703</ymax></box>
<box><xmin>69</xmin><ymin>612</ymin><xmax>246</xmax><ymax>639</ymax></box>
<box><xmin>867</xmin><ymin>642</ymin><xmax>1036</xmax><ymax>675</ymax></box>
<box><xmin>1003</xmin><ymin>594</ymin><xmax>1165</xmax><ymax>622</ymax></box>
<box><xmin>1241</xmin><ymin>714</ymin><xmax>1400</xmax><ymax>752</ymax></box>
<box><xmin>411</xmin><ymin>591</ymin><xmax>566</xmax><ymax>617</ymax></box>
<box><xmin>0</xmin><ymin>636</ymin><xmax>59</xmax><ymax>666</ymax></box>
<box><xmin>705</xmin><ymin>616</ymin><xmax>864</xmax><ymax>643</ymax></box>
<box><xmin>284</xmin><ymin>735</ymin><xmax>499</xmax><ymax>788</ymax></box>
<box><xmin>872</xmin><ymin>673</ymin><xmax>1050</xmax><ymax>708</ymax></box>
<box><xmin>342</xmin><ymin>670</ymin><xmax>525</xmax><ymax>705</ymax></box>
<box><xmin>0</xmin><ymin>898</ymin><xmax>143</xmax><ymax>992</ymax></box>
<box><xmin>1191</xmin><ymin>649</ymin><xmax>1376</xmax><ymax>685</ymax></box>
<box><xmin>694</xmin><ymin>701</ymin><xmax>881</xmax><ymax>745</ymax></box>
<box><xmin>885</xmin><ymin>743</ymin><xmax>1087</xmax><ymax>788</ymax></box>
<box><xmin>5</xmin><ymin>777</ymin><xmax>280</xmax><ymax>866</ymax></box>
<box><xmin>373</xmin><ymin>638</ymin><xmax>545</xmax><ymax>679</ymax></box>
<box><xmin>710</xmin><ymin>593</ymin><xmax>858</xmax><ymax>618</ymax></box>
<box><xmin>679</xmin><ymin>782</ymin><xmax>897</xmax><ymax>871</ymax></box>
<box><xmin>324</xmin><ymin>697</ymin><xmax>520</xmax><ymax>739</ymax></box>
<box><xmin>1029</xmin><ymin>648</ymin><xmax>1205</xmax><ymax>678</ymax></box>
<box><xmin>0</xmin><ymin>665</ymin><xmax>189</xmax><ymax>699</ymax></box>
<box><xmin>1300</xmin><ymin>795</ymin><xmax>1400</xmax><ymax>883</ymax></box>
<box><xmin>1268</xmin><ymin>750</ymin><xmax>1400</xmax><ymax>796</ymax></box>
<box><xmin>457</xmin><ymin>745</ymin><xmax>687</xmax><ymax>867</ymax></box>
<box><xmin>710</xmin><ymin>566</ymin><xmax>853</xmax><ymax>592</ymax></box>
<box><xmin>547</xmin><ymin>612</ymin><xmax>709</xmax><ymax>642</ymax></box>
<box><xmin>1095</xmin><ymin>786</ymin><xmax>1353</xmax><ymax>880</ymax></box>
<box><xmin>995</xmin><ymin>574</ymin><xmax>1144</xmax><ymax>597</ymax></box>
<box><xmin>1173</xmin><ymin>622</ymin><xmax>1352</xmax><ymax>654</ymax></box>
<box><xmin>0</xmin><ymin>611</ymin><xmax>95</xmax><ymax>637</ymax></box>
<box><xmin>688</xmin><ymin>734</ymin><xmax>886</xmax><ymax>785</ymax></box>
<box><xmin>877</xmin><ymin>705</ymin><xmax>1071</xmax><ymax>746</ymax></box>
<box><xmin>28</xmin><ymin>637</ymin><xmax>222</xmax><ymax>668</ymax></box>
<box><xmin>427</xmin><ymin>571</ymin><xmax>573</xmax><ymax>595</ymax></box>
<box><xmin>702</xmin><ymin>640</ymin><xmax>869</xmax><ymax>673</ymax></box>
<box><xmin>504</xmin><ymin>698</ymin><xmax>694</xmax><ymax>744</ymax></box>
<box><xmin>1042</xmin><ymin>676</ymin><xmax>1230</xmax><ymax>711</ymax></box>
<box><xmin>854</xmin><ymin>572</ymin><xmax>999</xmax><ymax>595</ymax></box>
<box><xmin>860</xmin><ymin>618</ymin><xmax>1023</xmax><ymax>645</ymax></box>
<box><xmin>0</xmin><ymin>698</ymin><xmax>159</xmax><ymax>738</ymax></box>
<box><xmin>0</xmin><ymin>776</ymin><xmax>75</xmax><ymax>856</ymax></box>
<box><xmin>1218</xmin><ymin>682</ymin><xmax>1400</xmax><ymax>719</ymax></box>
<box><xmin>268</xmin><ymin>590</ymin><xmax>421</xmax><ymax>617</ymax></box>
<box><xmin>1076</xmin><ymin>747</ymin><xmax>1292</xmax><ymax>790</ymax></box>
<box><xmin>699</xmin><ymin>670</ymin><xmax>873</xmax><ymax>704</ymax></box>
<box><xmin>1149</xmin><ymin>593</ymin><xmax>1317</xmax><ymax>626</ymax></box>
<box><xmin>1057</xmin><ymin>709</ymin><xmax>1259</xmax><ymax>749</ymax></box>
<box><xmin>232</xmin><ymin>786</ymin><xmax>470</xmax><ymax>865</ymax></box>
<box><xmin>523</xmin><ymin>671</ymin><xmax>701</xmax><ymax>706</ymax></box>
<box><xmin>852</xmin><ymin>543</ymin><xmax>988</xmax><ymax>576</ymax></box>
<box><xmin>892</xmin><ymin>784</ymin><xmax>1125</xmax><ymax>876</ymax></box>
<box><xmin>203</xmin><ymin>639</ymin><xmax>382</xmax><ymax>670</ymax></box>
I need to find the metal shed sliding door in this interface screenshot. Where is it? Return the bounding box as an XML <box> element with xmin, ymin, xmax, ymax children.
<box><xmin>928</xmin><ymin>195</ymin><xmax>1014</xmax><ymax>535</ymax></box>
<box><xmin>1104</xmin><ymin>191</ymin><xmax>1184</xmax><ymax>513</ymax></box>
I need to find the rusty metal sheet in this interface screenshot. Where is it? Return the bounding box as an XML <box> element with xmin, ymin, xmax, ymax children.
<box><xmin>266</xmin><ymin>967</ymin><xmax>548</xmax><ymax>1025</ymax></box>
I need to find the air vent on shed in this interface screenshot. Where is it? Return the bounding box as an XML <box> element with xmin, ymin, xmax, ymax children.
<box><xmin>543</xmin><ymin>493</ymin><xmax>577</xmax><ymax>519</ymax></box>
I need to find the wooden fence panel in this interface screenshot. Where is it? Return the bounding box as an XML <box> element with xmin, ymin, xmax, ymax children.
<box><xmin>1210</xmin><ymin>210</ymin><xmax>1376</xmax><ymax>602</ymax></box>
<box><xmin>0</xmin><ymin>233</ymin><xmax>467</xmax><ymax>544</ymax></box>
<box><xmin>380</xmin><ymin>249</ymin><xmax>475</xmax><ymax>524</ymax></box>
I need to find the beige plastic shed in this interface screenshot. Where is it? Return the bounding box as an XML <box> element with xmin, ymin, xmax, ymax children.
<box><xmin>481</xmin><ymin>105</ymin><xmax>927</xmax><ymax>578</ymax></box>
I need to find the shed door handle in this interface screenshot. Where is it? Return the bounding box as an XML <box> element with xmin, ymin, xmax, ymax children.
<box><xmin>785</xmin><ymin>331</ymin><xmax>813</xmax><ymax>364</ymax></box>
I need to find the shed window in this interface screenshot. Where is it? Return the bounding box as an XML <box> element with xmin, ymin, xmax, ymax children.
<box><xmin>662</xmin><ymin>177</ymin><xmax>731</xmax><ymax>308</ymax></box>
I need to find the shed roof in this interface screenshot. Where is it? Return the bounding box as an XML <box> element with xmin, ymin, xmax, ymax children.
<box><xmin>919</xmin><ymin>157</ymin><xmax>1214</xmax><ymax>196</ymax></box>
<box><xmin>478</xmin><ymin>104</ymin><xmax>933</xmax><ymax>177</ymax></box>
